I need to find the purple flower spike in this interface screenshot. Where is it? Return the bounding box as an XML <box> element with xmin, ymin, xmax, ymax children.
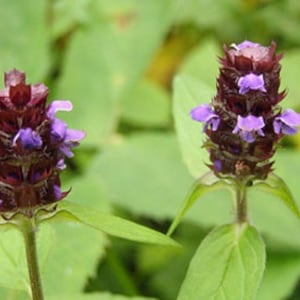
<box><xmin>273</xmin><ymin>109</ymin><xmax>300</xmax><ymax>135</ymax></box>
<box><xmin>238</xmin><ymin>73</ymin><xmax>266</xmax><ymax>94</ymax></box>
<box><xmin>47</xmin><ymin>100</ymin><xmax>73</xmax><ymax>119</ymax></box>
<box><xmin>233</xmin><ymin>115</ymin><xmax>265</xmax><ymax>143</ymax></box>
<box><xmin>235</xmin><ymin>40</ymin><xmax>259</xmax><ymax>50</ymax></box>
<box><xmin>13</xmin><ymin>128</ymin><xmax>42</xmax><ymax>150</ymax></box>
<box><xmin>190</xmin><ymin>104</ymin><xmax>220</xmax><ymax>131</ymax></box>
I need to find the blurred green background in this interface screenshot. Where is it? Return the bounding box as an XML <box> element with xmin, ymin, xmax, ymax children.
<box><xmin>2</xmin><ymin>0</ymin><xmax>300</xmax><ymax>299</ymax></box>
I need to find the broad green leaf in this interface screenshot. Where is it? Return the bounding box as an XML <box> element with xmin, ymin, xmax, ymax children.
<box><xmin>88</xmin><ymin>133</ymin><xmax>195</xmax><ymax>220</ymax></box>
<box><xmin>48</xmin><ymin>293</ymin><xmax>157</xmax><ymax>300</ymax></box>
<box><xmin>120</xmin><ymin>79</ymin><xmax>170</xmax><ymax>127</ymax></box>
<box><xmin>42</xmin><ymin>222</ymin><xmax>106</xmax><ymax>297</ymax></box>
<box><xmin>0</xmin><ymin>0</ymin><xmax>50</xmax><ymax>82</ymax></box>
<box><xmin>281</xmin><ymin>50</ymin><xmax>300</xmax><ymax>110</ymax></box>
<box><xmin>248</xmin><ymin>150</ymin><xmax>300</xmax><ymax>249</ymax></box>
<box><xmin>167</xmin><ymin>172</ymin><xmax>231</xmax><ymax>236</ymax></box>
<box><xmin>51</xmin><ymin>0</ymin><xmax>90</xmax><ymax>38</ymax></box>
<box><xmin>178</xmin><ymin>224</ymin><xmax>265</xmax><ymax>300</ymax></box>
<box><xmin>0</xmin><ymin>224</ymin><xmax>55</xmax><ymax>293</ymax></box>
<box><xmin>48</xmin><ymin>201</ymin><xmax>178</xmax><ymax>247</ymax></box>
<box><xmin>173</xmin><ymin>74</ymin><xmax>214</xmax><ymax>178</ymax></box>
<box><xmin>56</xmin><ymin>0</ymin><xmax>173</xmax><ymax>146</ymax></box>
<box><xmin>254</xmin><ymin>172</ymin><xmax>300</xmax><ymax>220</ymax></box>
<box><xmin>180</xmin><ymin>39</ymin><xmax>220</xmax><ymax>88</ymax></box>
<box><xmin>257</xmin><ymin>250</ymin><xmax>300</xmax><ymax>300</ymax></box>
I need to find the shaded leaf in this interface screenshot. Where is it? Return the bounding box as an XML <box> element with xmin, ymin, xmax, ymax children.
<box><xmin>167</xmin><ymin>172</ymin><xmax>231</xmax><ymax>236</ymax></box>
<box><xmin>0</xmin><ymin>0</ymin><xmax>50</xmax><ymax>82</ymax></box>
<box><xmin>257</xmin><ymin>250</ymin><xmax>300</xmax><ymax>300</ymax></box>
<box><xmin>178</xmin><ymin>224</ymin><xmax>265</xmax><ymax>300</ymax></box>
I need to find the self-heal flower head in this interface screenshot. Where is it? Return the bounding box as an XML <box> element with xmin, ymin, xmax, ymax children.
<box><xmin>238</xmin><ymin>73</ymin><xmax>266</xmax><ymax>94</ymax></box>
<box><xmin>190</xmin><ymin>104</ymin><xmax>220</xmax><ymax>131</ymax></box>
<box><xmin>0</xmin><ymin>69</ymin><xmax>85</xmax><ymax>215</ymax></box>
<box><xmin>233</xmin><ymin>115</ymin><xmax>265</xmax><ymax>143</ymax></box>
<box><xmin>273</xmin><ymin>109</ymin><xmax>300</xmax><ymax>135</ymax></box>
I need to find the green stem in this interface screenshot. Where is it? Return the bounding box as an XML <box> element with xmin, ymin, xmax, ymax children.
<box><xmin>235</xmin><ymin>182</ymin><xmax>248</xmax><ymax>223</ymax></box>
<box><xmin>21</xmin><ymin>217</ymin><xmax>44</xmax><ymax>300</ymax></box>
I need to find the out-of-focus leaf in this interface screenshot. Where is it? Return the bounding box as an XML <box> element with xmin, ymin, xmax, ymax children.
<box><xmin>120</xmin><ymin>79</ymin><xmax>170</xmax><ymax>127</ymax></box>
<box><xmin>51</xmin><ymin>0</ymin><xmax>90</xmax><ymax>38</ymax></box>
<box><xmin>48</xmin><ymin>293</ymin><xmax>157</xmax><ymax>300</ymax></box>
<box><xmin>249</xmin><ymin>150</ymin><xmax>300</xmax><ymax>249</ymax></box>
<box><xmin>173</xmin><ymin>74</ymin><xmax>214</xmax><ymax>178</ymax></box>
<box><xmin>43</xmin><ymin>221</ymin><xmax>106</xmax><ymax>297</ymax></box>
<box><xmin>167</xmin><ymin>172</ymin><xmax>231</xmax><ymax>235</ymax></box>
<box><xmin>180</xmin><ymin>39</ymin><xmax>220</xmax><ymax>88</ymax></box>
<box><xmin>257</xmin><ymin>251</ymin><xmax>300</xmax><ymax>300</ymax></box>
<box><xmin>0</xmin><ymin>0</ymin><xmax>50</xmax><ymax>82</ymax></box>
<box><xmin>48</xmin><ymin>201</ymin><xmax>178</xmax><ymax>247</ymax></box>
<box><xmin>178</xmin><ymin>224</ymin><xmax>265</xmax><ymax>300</ymax></box>
<box><xmin>56</xmin><ymin>0</ymin><xmax>173</xmax><ymax>146</ymax></box>
<box><xmin>88</xmin><ymin>133</ymin><xmax>195</xmax><ymax>218</ymax></box>
<box><xmin>281</xmin><ymin>50</ymin><xmax>300</xmax><ymax>110</ymax></box>
<box><xmin>254</xmin><ymin>173</ymin><xmax>300</xmax><ymax>220</ymax></box>
<box><xmin>0</xmin><ymin>224</ymin><xmax>55</xmax><ymax>293</ymax></box>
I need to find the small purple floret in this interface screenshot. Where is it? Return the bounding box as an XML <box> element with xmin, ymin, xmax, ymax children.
<box><xmin>47</xmin><ymin>100</ymin><xmax>73</xmax><ymax>119</ymax></box>
<box><xmin>51</xmin><ymin>118</ymin><xmax>68</xmax><ymax>141</ymax></box>
<box><xmin>53</xmin><ymin>184</ymin><xmax>62</xmax><ymax>200</ymax></box>
<box><xmin>190</xmin><ymin>104</ymin><xmax>220</xmax><ymax>131</ymax></box>
<box><xmin>233</xmin><ymin>115</ymin><xmax>265</xmax><ymax>143</ymax></box>
<box><xmin>13</xmin><ymin>128</ymin><xmax>42</xmax><ymax>150</ymax></box>
<box><xmin>238</xmin><ymin>73</ymin><xmax>266</xmax><ymax>94</ymax></box>
<box><xmin>235</xmin><ymin>40</ymin><xmax>259</xmax><ymax>50</ymax></box>
<box><xmin>273</xmin><ymin>109</ymin><xmax>300</xmax><ymax>135</ymax></box>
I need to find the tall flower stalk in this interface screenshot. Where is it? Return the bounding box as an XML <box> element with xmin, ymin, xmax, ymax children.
<box><xmin>190</xmin><ymin>41</ymin><xmax>300</xmax><ymax>222</ymax></box>
<box><xmin>0</xmin><ymin>69</ymin><xmax>85</xmax><ymax>299</ymax></box>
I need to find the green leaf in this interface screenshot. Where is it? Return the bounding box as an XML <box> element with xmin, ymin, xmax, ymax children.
<box><xmin>257</xmin><ymin>250</ymin><xmax>300</xmax><ymax>300</ymax></box>
<box><xmin>56</xmin><ymin>0</ymin><xmax>173</xmax><ymax>146</ymax></box>
<box><xmin>48</xmin><ymin>293</ymin><xmax>157</xmax><ymax>300</ymax></box>
<box><xmin>120</xmin><ymin>79</ymin><xmax>170</xmax><ymax>127</ymax></box>
<box><xmin>88</xmin><ymin>133</ymin><xmax>195</xmax><ymax>220</ymax></box>
<box><xmin>178</xmin><ymin>224</ymin><xmax>266</xmax><ymax>300</ymax></box>
<box><xmin>167</xmin><ymin>172</ymin><xmax>231</xmax><ymax>236</ymax></box>
<box><xmin>42</xmin><ymin>222</ymin><xmax>106</xmax><ymax>297</ymax></box>
<box><xmin>280</xmin><ymin>49</ymin><xmax>300</xmax><ymax>110</ymax></box>
<box><xmin>0</xmin><ymin>0</ymin><xmax>50</xmax><ymax>82</ymax></box>
<box><xmin>253</xmin><ymin>172</ymin><xmax>300</xmax><ymax>220</ymax></box>
<box><xmin>180</xmin><ymin>39</ymin><xmax>220</xmax><ymax>88</ymax></box>
<box><xmin>47</xmin><ymin>201</ymin><xmax>178</xmax><ymax>247</ymax></box>
<box><xmin>0</xmin><ymin>224</ymin><xmax>55</xmax><ymax>293</ymax></box>
<box><xmin>173</xmin><ymin>74</ymin><xmax>214</xmax><ymax>178</ymax></box>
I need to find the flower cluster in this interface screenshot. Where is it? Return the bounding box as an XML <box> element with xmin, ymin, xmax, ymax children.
<box><xmin>191</xmin><ymin>41</ymin><xmax>300</xmax><ymax>180</ymax></box>
<box><xmin>0</xmin><ymin>69</ymin><xmax>85</xmax><ymax>215</ymax></box>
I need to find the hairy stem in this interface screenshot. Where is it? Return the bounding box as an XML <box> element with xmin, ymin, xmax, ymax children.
<box><xmin>21</xmin><ymin>217</ymin><xmax>44</xmax><ymax>300</ymax></box>
<box><xmin>235</xmin><ymin>182</ymin><xmax>248</xmax><ymax>223</ymax></box>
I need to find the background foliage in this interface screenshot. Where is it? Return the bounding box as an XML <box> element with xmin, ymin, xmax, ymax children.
<box><xmin>1</xmin><ymin>0</ymin><xmax>300</xmax><ymax>299</ymax></box>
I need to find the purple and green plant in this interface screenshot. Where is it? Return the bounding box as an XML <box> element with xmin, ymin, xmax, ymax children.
<box><xmin>0</xmin><ymin>70</ymin><xmax>177</xmax><ymax>300</ymax></box>
<box><xmin>170</xmin><ymin>41</ymin><xmax>300</xmax><ymax>300</ymax></box>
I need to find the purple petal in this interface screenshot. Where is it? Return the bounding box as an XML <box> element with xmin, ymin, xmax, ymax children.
<box><xmin>233</xmin><ymin>115</ymin><xmax>265</xmax><ymax>143</ymax></box>
<box><xmin>13</xmin><ymin>128</ymin><xmax>42</xmax><ymax>150</ymax></box>
<box><xmin>190</xmin><ymin>104</ymin><xmax>220</xmax><ymax>131</ymax></box>
<box><xmin>51</xmin><ymin>118</ymin><xmax>67</xmax><ymax>141</ymax></box>
<box><xmin>273</xmin><ymin>109</ymin><xmax>300</xmax><ymax>135</ymax></box>
<box><xmin>59</xmin><ymin>144</ymin><xmax>74</xmax><ymax>158</ymax></box>
<box><xmin>64</xmin><ymin>129</ymin><xmax>86</xmax><ymax>143</ymax></box>
<box><xmin>56</xmin><ymin>159</ymin><xmax>66</xmax><ymax>170</ymax></box>
<box><xmin>235</xmin><ymin>40</ymin><xmax>259</xmax><ymax>50</ymax></box>
<box><xmin>47</xmin><ymin>100</ymin><xmax>73</xmax><ymax>119</ymax></box>
<box><xmin>238</xmin><ymin>73</ymin><xmax>266</xmax><ymax>94</ymax></box>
